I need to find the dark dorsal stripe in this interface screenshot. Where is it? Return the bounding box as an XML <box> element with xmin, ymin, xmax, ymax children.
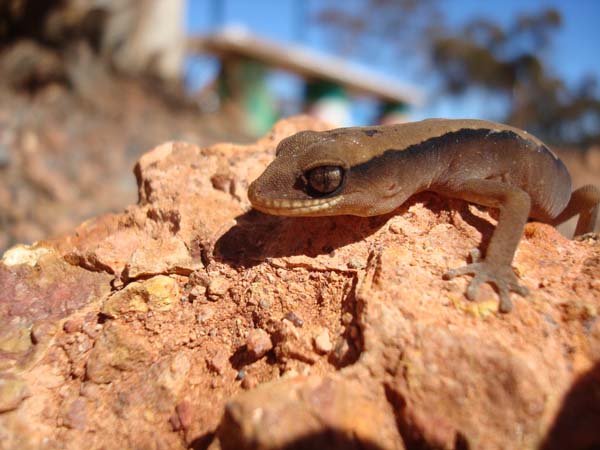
<box><xmin>349</xmin><ymin>128</ymin><xmax>555</xmax><ymax>175</ymax></box>
<box><xmin>363</xmin><ymin>129</ymin><xmax>382</xmax><ymax>137</ymax></box>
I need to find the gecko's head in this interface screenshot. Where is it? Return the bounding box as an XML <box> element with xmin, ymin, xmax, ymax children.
<box><xmin>248</xmin><ymin>128</ymin><xmax>402</xmax><ymax>217</ymax></box>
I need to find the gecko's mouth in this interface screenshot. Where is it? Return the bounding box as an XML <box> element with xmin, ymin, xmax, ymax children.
<box><xmin>249</xmin><ymin>195</ymin><xmax>342</xmax><ymax>216</ymax></box>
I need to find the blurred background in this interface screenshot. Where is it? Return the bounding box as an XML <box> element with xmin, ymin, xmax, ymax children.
<box><xmin>0</xmin><ymin>0</ymin><xmax>599</xmax><ymax>254</ymax></box>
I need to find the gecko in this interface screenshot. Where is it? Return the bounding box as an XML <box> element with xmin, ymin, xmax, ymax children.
<box><xmin>247</xmin><ymin>119</ymin><xmax>600</xmax><ymax>312</ymax></box>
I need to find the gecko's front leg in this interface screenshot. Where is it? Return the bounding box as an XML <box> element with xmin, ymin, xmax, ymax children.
<box><xmin>439</xmin><ymin>179</ymin><xmax>531</xmax><ymax>312</ymax></box>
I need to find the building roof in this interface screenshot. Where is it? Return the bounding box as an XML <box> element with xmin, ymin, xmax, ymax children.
<box><xmin>190</xmin><ymin>26</ymin><xmax>424</xmax><ymax>106</ymax></box>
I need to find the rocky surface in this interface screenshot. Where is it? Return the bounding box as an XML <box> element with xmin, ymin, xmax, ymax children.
<box><xmin>1</xmin><ymin>116</ymin><xmax>599</xmax><ymax>449</ymax></box>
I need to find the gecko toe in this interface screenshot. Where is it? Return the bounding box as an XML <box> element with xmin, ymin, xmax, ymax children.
<box><xmin>444</xmin><ymin>267</ymin><xmax>465</xmax><ymax>280</ymax></box>
<box><xmin>444</xmin><ymin>248</ymin><xmax>483</xmax><ymax>280</ymax></box>
<box><xmin>466</xmin><ymin>273</ymin><xmax>484</xmax><ymax>301</ymax></box>
<box><xmin>498</xmin><ymin>289</ymin><xmax>514</xmax><ymax>313</ymax></box>
<box><xmin>443</xmin><ymin>268</ymin><xmax>459</xmax><ymax>280</ymax></box>
<box><xmin>512</xmin><ymin>283</ymin><xmax>529</xmax><ymax>297</ymax></box>
<box><xmin>445</xmin><ymin>259</ymin><xmax>528</xmax><ymax>312</ymax></box>
<box><xmin>444</xmin><ymin>262</ymin><xmax>478</xmax><ymax>280</ymax></box>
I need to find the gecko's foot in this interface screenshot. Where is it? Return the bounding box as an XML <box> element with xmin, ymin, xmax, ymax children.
<box><xmin>443</xmin><ymin>249</ymin><xmax>529</xmax><ymax>313</ymax></box>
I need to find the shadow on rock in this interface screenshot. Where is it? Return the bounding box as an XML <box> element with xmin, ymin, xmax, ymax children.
<box><xmin>190</xmin><ymin>431</ymin><xmax>386</xmax><ymax>450</ymax></box>
<box><xmin>447</xmin><ymin>198</ymin><xmax>496</xmax><ymax>252</ymax></box>
<box><xmin>213</xmin><ymin>193</ymin><xmax>466</xmax><ymax>268</ymax></box>
<box><xmin>541</xmin><ymin>361</ymin><xmax>600</xmax><ymax>450</ymax></box>
<box><xmin>218</xmin><ymin>428</ymin><xmax>387</xmax><ymax>450</ymax></box>
<box><xmin>189</xmin><ymin>432</ymin><xmax>215</xmax><ymax>450</ymax></box>
<box><xmin>214</xmin><ymin>209</ymin><xmax>393</xmax><ymax>268</ymax></box>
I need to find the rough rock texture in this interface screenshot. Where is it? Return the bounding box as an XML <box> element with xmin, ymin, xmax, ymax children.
<box><xmin>0</xmin><ymin>116</ymin><xmax>599</xmax><ymax>450</ymax></box>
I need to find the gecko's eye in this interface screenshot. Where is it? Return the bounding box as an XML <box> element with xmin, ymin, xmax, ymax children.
<box><xmin>306</xmin><ymin>166</ymin><xmax>344</xmax><ymax>195</ymax></box>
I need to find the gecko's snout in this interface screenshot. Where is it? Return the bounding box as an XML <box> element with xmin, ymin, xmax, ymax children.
<box><xmin>247</xmin><ymin>179</ymin><xmax>261</xmax><ymax>205</ymax></box>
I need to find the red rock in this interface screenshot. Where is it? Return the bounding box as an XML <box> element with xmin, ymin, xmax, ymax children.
<box><xmin>207</xmin><ymin>276</ymin><xmax>231</xmax><ymax>300</ymax></box>
<box><xmin>240</xmin><ymin>375</ymin><xmax>258</xmax><ymax>390</ymax></box>
<box><xmin>245</xmin><ymin>328</ymin><xmax>273</xmax><ymax>359</ymax></box>
<box><xmin>207</xmin><ymin>348</ymin><xmax>230</xmax><ymax>375</ymax></box>
<box><xmin>0</xmin><ymin>116</ymin><xmax>598</xmax><ymax>450</ymax></box>
<box><xmin>63</xmin><ymin>319</ymin><xmax>82</xmax><ymax>334</ymax></box>
<box><xmin>101</xmin><ymin>275</ymin><xmax>180</xmax><ymax>317</ymax></box>
<box><xmin>313</xmin><ymin>329</ymin><xmax>333</xmax><ymax>354</ymax></box>
<box><xmin>170</xmin><ymin>400</ymin><xmax>193</xmax><ymax>431</ymax></box>
<box><xmin>219</xmin><ymin>375</ymin><xmax>400</xmax><ymax>450</ymax></box>
<box><xmin>64</xmin><ymin>397</ymin><xmax>87</xmax><ymax>430</ymax></box>
<box><xmin>175</xmin><ymin>400</ymin><xmax>193</xmax><ymax>430</ymax></box>
<box><xmin>196</xmin><ymin>304</ymin><xmax>214</xmax><ymax>324</ymax></box>
<box><xmin>85</xmin><ymin>322</ymin><xmax>155</xmax><ymax>383</ymax></box>
<box><xmin>0</xmin><ymin>376</ymin><xmax>29</xmax><ymax>413</ymax></box>
<box><xmin>169</xmin><ymin>411</ymin><xmax>183</xmax><ymax>431</ymax></box>
<box><xmin>0</xmin><ymin>245</ymin><xmax>111</xmax><ymax>330</ymax></box>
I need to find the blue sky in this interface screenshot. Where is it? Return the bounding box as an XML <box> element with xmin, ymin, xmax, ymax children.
<box><xmin>186</xmin><ymin>0</ymin><xmax>600</xmax><ymax>124</ymax></box>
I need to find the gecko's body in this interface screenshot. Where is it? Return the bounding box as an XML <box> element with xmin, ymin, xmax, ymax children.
<box><xmin>248</xmin><ymin>119</ymin><xmax>600</xmax><ymax>312</ymax></box>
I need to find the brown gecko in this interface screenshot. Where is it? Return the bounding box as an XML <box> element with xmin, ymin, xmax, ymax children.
<box><xmin>248</xmin><ymin>119</ymin><xmax>600</xmax><ymax>312</ymax></box>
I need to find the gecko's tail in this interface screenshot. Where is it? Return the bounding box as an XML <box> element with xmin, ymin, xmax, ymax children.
<box><xmin>549</xmin><ymin>184</ymin><xmax>600</xmax><ymax>236</ymax></box>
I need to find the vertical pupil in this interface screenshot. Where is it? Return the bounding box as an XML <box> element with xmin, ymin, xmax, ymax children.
<box><xmin>318</xmin><ymin>171</ymin><xmax>329</xmax><ymax>187</ymax></box>
<box><xmin>307</xmin><ymin>166</ymin><xmax>342</xmax><ymax>194</ymax></box>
